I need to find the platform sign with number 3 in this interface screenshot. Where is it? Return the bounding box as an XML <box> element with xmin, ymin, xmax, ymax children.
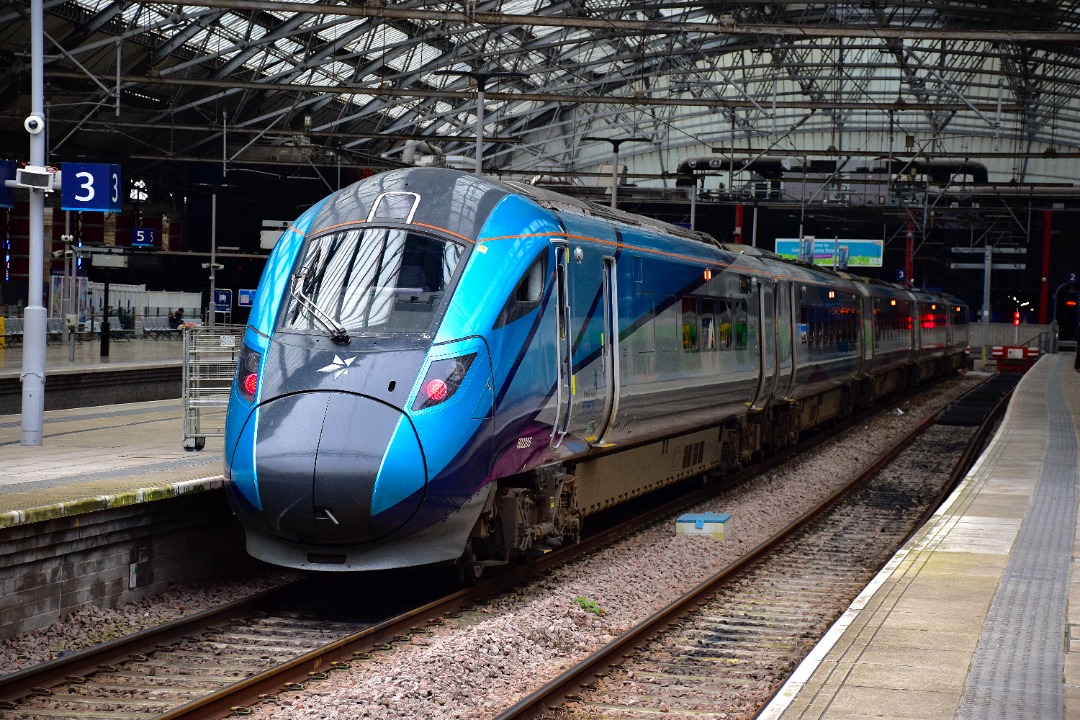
<box><xmin>60</xmin><ymin>163</ymin><xmax>122</xmax><ymax>212</ymax></box>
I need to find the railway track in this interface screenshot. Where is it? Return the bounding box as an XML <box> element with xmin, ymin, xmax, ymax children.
<box><xmin>495</xmin><ymin>376</ymin><xmax>1010</xmax><ymax>720</ymax></box>
<box><xmin>0</xmin><ymin>375</ymin><xmax>999</xmax><ymax>720</ymax></box>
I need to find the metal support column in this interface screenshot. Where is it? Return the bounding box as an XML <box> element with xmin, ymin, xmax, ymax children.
<box><xmin>21</xmin><ymin>0</ymin><xmax>47</xmax><ymax>445</ymax></box>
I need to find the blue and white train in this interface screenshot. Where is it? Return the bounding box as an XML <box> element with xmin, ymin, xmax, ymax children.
<box><xmin>223</xmin><ymin>167</ymin><xmax>969</xmax><ymax>574</ymax></box>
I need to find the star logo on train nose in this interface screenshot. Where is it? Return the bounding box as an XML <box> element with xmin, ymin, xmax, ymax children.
<box><xmin>318</xmin><ymin>355</ymin><xmax>356</xmax><ymax>380</ymax></box>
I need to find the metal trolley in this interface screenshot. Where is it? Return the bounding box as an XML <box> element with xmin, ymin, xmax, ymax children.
<box><xmin>182</xmin><ymin>325</ymin><xmax>245</xmax><ymax>450</ymax></box>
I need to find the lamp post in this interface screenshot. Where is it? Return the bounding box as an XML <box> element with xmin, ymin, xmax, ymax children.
<box><xmin>434</xmin><ymin>71</ymin><xmax>525</xmax><ymax>176</ymax></box>
<box><xmin>582</xmin><ymin>136</ymin><xmax>651</xmax><ymax>208</ymax></box>
<box><xmin>194</xmin><ymin>184</ymin><xmax>230</xmax><ymax>327</ymax></box>
<box><xmin>19</xmin><ymin>0</ymin><xmax>47</xmax><ymax>445</ymax></box>
<box><xmin>209</xmin><ymin>192</ymin><xmax>217</xmax><ymax>327</ymax></box>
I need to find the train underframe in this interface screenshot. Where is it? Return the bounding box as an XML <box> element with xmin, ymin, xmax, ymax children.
<box><xmin>461</xmin><ymin>358</ymin><xmax>963</xmax><ymax>579</ymax></box>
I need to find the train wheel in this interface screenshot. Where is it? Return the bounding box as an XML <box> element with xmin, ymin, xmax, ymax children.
<box><xmin>456</xmin><ymin>539</ymin><xmax>486</xmax><ymax>585</ymax></box>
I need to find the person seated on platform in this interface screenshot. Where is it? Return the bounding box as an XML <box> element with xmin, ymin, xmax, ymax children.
<box><xmin>168</xmin><ymin>308</ymin><xmax>184</xmax><ymax>328</ymax></box>
<box><xmin>168</xmin><ymin>308</ymin><xmax>195</xmax><ymax>330</ymax></box>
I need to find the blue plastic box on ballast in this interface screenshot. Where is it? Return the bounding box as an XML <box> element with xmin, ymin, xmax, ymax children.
<box><xmin>675</xmin><ymin>512</ymin><xmax>732</xmax><ymax>539</ymax></box>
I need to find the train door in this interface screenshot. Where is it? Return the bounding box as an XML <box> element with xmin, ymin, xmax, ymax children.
<box><xmin>567</xmin><ymin>244</ymin><xmax>616</xmax><ymax>444</ymax></box>
<box><xmin>594</xmin><ymin>257</ymin><xmax>620</xmax><ymax>443</ymax></box>
<box><xmin>750</xmin><ymin>279</ymin><xmax>778</xmax><ymax>410</ymax></box>
<box><xmin>551</xmin><ymin>244</ymin><xmax>573</xmax><ymax>448</ymax></box>
<box><xmin>854</xmin><ymin>284</ymin><xmax>872</xmax><ymax>377</ymax></box>
<box><xmin>774</xmin><ymin>280</ymin><xmax>796</xmax><ymax>399</ymax></box>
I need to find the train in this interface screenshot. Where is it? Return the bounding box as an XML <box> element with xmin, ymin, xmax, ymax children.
<box><xmin>223</xmin><ymin>167</ymin><xmax>970</xmax><ymax>576</ymax></box>
<box><xmin>1056</xmin><ymin>289</ymin><xmax>1079</xmax><ymax>344</ymax></box>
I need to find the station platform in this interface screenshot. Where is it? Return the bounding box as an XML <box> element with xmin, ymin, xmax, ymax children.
<box><xmin>0</xmin><ymin>334</ymin><xmax>187</xmax><ymax>413</ymax></box>
<box><xmin>0</xmin><ymin>399</ymin><xmax>224</xmax><ymax>528</ymax></box>
<box><xmin>0</xmin><ymin>332</ymin><xmax>184</xmax><ymax>375</ymax></box>
<box><xmin>0</xmin><ymin>335</ymin><xmax>225</xmax><ymax>529</ymax></box>
<box><xmin>762</xmin><ymin>351</ymin><xmax>1080</xmax><ymax>720</ymax></box>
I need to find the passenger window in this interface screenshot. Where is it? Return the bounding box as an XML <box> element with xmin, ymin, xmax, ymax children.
<box><xmin>701</xmin><ymin>299</ymin><xmax>716</xmax><ymax>350</ymax></box>
<box><xmin>733</xmin><ymin>301</ymin><xmax>748</xmax><ymax>349</ymax></box>
<box><xmin>717</xmin><ymin>300</ymin><xmax>732</xmax><ymax>349</ymax></box>
<box><xmin>681</xmin><ymin>297</ymin><xmax>699</xmax><ymax>351</ymax></box>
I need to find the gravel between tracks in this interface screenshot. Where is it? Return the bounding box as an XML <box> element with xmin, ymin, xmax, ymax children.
<box><xmin>249</xmin><ymin>373</ymin><xmax>986</xmax><ymax>720</ymax></box>
<box><xmin>0</xmin><ymin>571</ymin><xmax>296</xmax><ymax>676</ymax></box>
<box><xmin>0</xmin><ymin>372</ymin><xmax>987</xmax><ymax>719</ymax></box>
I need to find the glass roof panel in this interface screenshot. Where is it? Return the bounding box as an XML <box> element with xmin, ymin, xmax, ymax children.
<box><xmin>318</xmin><ymin>18</ymin><xmax>367</xmax><ymax>43</ymax></box>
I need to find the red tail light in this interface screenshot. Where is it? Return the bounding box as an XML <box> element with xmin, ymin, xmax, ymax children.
<box><xmin>424</xmin><ymin>378</ymin><xmax>449</xmax><ymax>403</ymax></box>
<box><xmin>412</xmin><ymin>353</ymin><xmax>476</xmax><ymax>411</ymax></box>
<box><xmin>236</xmin><ymin>344</ymin><xmax>261</xmax><ymax>403</ymax></box>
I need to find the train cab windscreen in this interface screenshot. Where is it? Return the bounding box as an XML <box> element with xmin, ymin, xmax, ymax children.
<box><xmin>282</xmin><ymin>228</ymin><xmax>464</xmax><ymax>337</ymax></box>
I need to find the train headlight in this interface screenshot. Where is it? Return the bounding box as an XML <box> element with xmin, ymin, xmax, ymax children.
<box><xmin>236</xmin><ymin>344</ymin><xmax>261</xmax><ymax>403</ymax></box>
<box><xmin>412</xmin><ymin>353</ymin><xmax>476</xmax><ymax>411</ymax></box>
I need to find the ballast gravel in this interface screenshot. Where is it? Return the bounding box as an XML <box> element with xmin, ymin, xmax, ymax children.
<box><xmin>0</xmin><ymin>572</ymin><xmax>295</xmax><ymax>675</ymax></box>
<box><xmin>0</xmin><ymin>373</ymin><xmax>987</xmax><ymax>720</ymax></box>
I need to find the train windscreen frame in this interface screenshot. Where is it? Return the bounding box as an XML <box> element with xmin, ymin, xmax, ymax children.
<box><xmin>281</xmin><ymin>227</ymin><xmax>465</xmax><ymax>337</ymax></box>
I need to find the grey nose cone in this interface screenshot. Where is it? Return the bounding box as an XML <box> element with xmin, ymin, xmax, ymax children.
<box><xmin>255</xmin><ymin>392</ymin><xmax>425</xmax><ymax>544</ymax></box>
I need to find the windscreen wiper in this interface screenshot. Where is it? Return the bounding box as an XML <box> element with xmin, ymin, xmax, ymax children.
<box><xmin>290</xmin><ymin>268</ymin><xmax>351</xmax><ymax>344</ymax></box>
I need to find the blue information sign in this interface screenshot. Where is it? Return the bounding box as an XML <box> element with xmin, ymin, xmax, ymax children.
<box><xmin>0</xmin><ymin>160</ymin><xmax>13</xmax><ymax>208</ymax></box>
<box><xmin>213</xmin><ymin>289</ymin><xmax>233</xmax><ymax>312</ymax></box>
<box><xmin>775</xmin><ymin>238</ymin><xmax>883</xmax><ymax>268</ymax></box>
<box><xmin>60</xmin><ymin>162</ymin><xmax>122</xmax><ymax>212</ymax></box>
<box><xmin>131</xmin><ymin>227</ymin><xmax>157</xmax><ymax>247</ymax></box>
<box><xmin>238</xmin><ymin>288</ymin><xmax>256</xmax><ymax>307</ymax></box>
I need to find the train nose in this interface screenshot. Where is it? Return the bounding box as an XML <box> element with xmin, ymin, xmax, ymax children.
<box><xmin>254</xmin><ymin>392</ymin><xmax>426</xmax><ymax>544</ymax></box>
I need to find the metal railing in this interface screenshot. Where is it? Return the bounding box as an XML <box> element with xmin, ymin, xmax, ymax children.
<box><xmin>181</xmin><ymin>325</ymin><xmax>245</xmax><ymax>450</ymax></box>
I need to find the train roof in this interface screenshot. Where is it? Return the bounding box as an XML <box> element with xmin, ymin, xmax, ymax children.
<box><xmin>504</xmin><ymin>180</ymin><xmax>722</xmax><ymax>249</ymax></box>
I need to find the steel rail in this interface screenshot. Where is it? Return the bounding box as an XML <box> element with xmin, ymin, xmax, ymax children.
<box><xmin>149</xmin><ymin>380</ymin><xmax>921</xmax><ymax>718</ymax></box>
<box><xmin>491</xmin><ymin>383</ymin><xmax>1008</xmax><ymax>720</ymax></box>
<box><xmin>0</xmin><ymin>583</ymin><xmax>298</xmax><ymax>705</ymax></box>
<box><xmin>152</xmin><ymin>412</ymin><xmax>847</xmax><ymax>719</ymax></box>
<box><xmin>0</xmin><ymin>377</ymin><xmax>979</xmax><ymax>720</ymax></box>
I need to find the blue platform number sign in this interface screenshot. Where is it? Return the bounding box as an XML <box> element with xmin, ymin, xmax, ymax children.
<box><xmin>131</xmin><ymin>227</ymin><xmax>157</xmax><ymax>247</ymax></box>
<box><xmin>60</xmin><ymin>162</ymin><xmax>122</xmax><ymax>212</ymax></box>
<box><xmin>238</xmin><ymin>288</ymin><xmax>256</xmax><ymax>307</ymax></box>
<box><xmin>896</xmin><ymin>269</ymin><xmax>906</xmax><ymax>282</ymax></box>
<box><xmin>214</xmin><ymin>289</ymin><xmax>233</xmax><ymax>312</ymax></box>
<box><xmin>0</xmin><ymin>160</ymin><xmax>14</xmax><ymax>208</ymax></box>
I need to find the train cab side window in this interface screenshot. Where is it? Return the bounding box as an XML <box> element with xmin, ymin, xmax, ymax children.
<box><xmin>493</xmin><ymin>250</ymin><xmax>548</xmax><ymax>329</ymax></box>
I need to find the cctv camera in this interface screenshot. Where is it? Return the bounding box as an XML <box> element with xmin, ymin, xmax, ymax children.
<box><xmin>24</xmin><ymin>115</ymin><xmax>45</xmax><ymax>135</ymax></box>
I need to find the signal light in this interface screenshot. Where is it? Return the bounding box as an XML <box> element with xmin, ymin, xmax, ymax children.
<box><xmin>1013</xmin><ymin>310</ymin><xmax>1020</xmax><ymax>327</ymax></box>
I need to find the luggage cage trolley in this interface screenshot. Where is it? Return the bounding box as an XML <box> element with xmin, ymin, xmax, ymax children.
<box><xmin>182</xmin><ymin>325</ymin><xmax>245</xmax><ymax>450</ymax></box>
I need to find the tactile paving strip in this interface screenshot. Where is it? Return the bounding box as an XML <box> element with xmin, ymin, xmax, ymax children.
<box><xmin>957</xmin><ymin>361</ymin><xmax>1079</xmax><ymax>720</ymax></box>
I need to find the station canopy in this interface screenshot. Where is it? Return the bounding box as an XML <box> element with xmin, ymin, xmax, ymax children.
<box><xmin>1</xmin><ymin>0</ymin><xmax>1079</xmax><ymax>186</ymax></box>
